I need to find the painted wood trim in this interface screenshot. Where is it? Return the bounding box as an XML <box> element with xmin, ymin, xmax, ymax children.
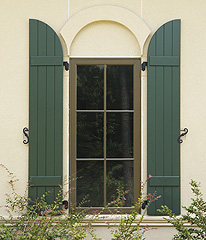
<box><xmin>147</xmin><ymin>19</ymin><xmax>181</xmax><ymax>215</ymax></box>
<box><xmin>29</xmin><ymin>19</ymin><xmax>63</xmax><ymax>203</ymax></box>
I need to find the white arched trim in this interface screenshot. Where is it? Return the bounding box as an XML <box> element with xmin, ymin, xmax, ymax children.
<box><xmin>60</xmin><ymin>5</ymin><xmax>151</xmax><ymax>55</ymax></box>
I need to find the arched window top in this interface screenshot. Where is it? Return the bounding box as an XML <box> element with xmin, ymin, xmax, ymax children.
<box><xmin>60</xmin><ymin>5</ymin><xmax>151</xmax><ymax>55</ymax></box>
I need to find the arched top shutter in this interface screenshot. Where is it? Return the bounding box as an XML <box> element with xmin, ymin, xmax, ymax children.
<box><xmin>147</xmin><ymin>19</ymin><xmax>181</xmax><ymax>215</ymax></box>
<box><xmin>29</xmin><ymin>19</ymin><xmax>63</xmax><ymax>203</ymax></box>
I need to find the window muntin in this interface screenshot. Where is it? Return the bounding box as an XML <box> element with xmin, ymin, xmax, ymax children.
<box><xmin>70</xmin><ymin>58</ymin><xmax>141</xmax><ymax>210</ymax></box>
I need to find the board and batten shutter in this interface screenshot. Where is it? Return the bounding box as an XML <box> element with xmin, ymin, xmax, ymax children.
<box><xmin>147</xmin><ymin>19</ymin><xmax>181</xmax><ymax>215</ymax></box>
<box><xmin>29</xmin><ymin>19</ymin><xmax>63</xmax><ymax>203</ymax></box>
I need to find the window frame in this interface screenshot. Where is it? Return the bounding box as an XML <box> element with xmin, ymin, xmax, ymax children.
<box><xmin>69</xmin><ymin>58</ymin><xmax>141</xmax><ymax>213</ymax></box>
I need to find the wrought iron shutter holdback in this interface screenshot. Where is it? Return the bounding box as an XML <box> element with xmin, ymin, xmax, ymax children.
<box><xmin>23</xmin><ymin>127</ymin><xmax>29</xmax><ymax>144</ymax></box>
<box><xmin>177</xmin><ymin>128</ymin><xmax>188</xmax><ymax>143</ymax></box>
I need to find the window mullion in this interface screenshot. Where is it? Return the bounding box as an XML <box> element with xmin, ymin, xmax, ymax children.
<box><xmin>104</xmin><ymin>64</ymin><xmax>107</xmax><ymax>207</ymax></box>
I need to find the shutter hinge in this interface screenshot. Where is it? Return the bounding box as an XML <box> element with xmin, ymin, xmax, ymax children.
<box><xmin>141</xmin><ymin>61</ymin><xmax>147</xmax><ymax>71</ymax></box>
<box><xmin>141</xmin><ymin>199</ymin><xmax>149</xmax><ymax>209</ymax></box>
<box><xmin>62</xmin><ymin>200</ymin><xmax>68</xmax><ymax>209</ymax></box>
<box><xmin>63</xmin><ymin>61</ymin><xmax>69</xmax><ymax>71</ymax></box>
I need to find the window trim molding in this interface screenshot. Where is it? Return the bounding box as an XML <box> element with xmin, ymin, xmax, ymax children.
<box><xmin>69</xmin><ymin>58</ymin><xmax>141</xmax><ymax>211</ymax></box>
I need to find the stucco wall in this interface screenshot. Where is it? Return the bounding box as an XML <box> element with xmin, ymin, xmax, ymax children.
<box><xmin>69</xmin><ymin>0</ymin><xmax>139</xmax><ymax>17</ymax></box>
<box><xmin>1</xmin><ymin>0</ymin><xmax>206</xmax><ymax>239</ymax></box>
<box><xmin>0</xmin><ymin>0</ymin><xmax>68</xmax><ymax>215</ymax></box>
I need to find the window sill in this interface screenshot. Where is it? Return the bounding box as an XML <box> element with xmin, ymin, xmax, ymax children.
<box><xmin>1</xmin><ymin>214</ymin><xmax>190</xmax><ymax>228</ymax></box>
<box><xmin>82</xmin><ymin>215</ymin><xmax>186</xmax><ymax>227</ymax></box>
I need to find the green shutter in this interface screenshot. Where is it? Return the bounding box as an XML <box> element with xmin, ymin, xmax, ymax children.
<box><xmin>147</xmin><ymin>20</ymin><xmax>181</xmax><ymax>215</ymax></box>
<box><xmin>29</xmin><ymin>19</ymin><xmax>63</xmax><ymax>203</ymax></box>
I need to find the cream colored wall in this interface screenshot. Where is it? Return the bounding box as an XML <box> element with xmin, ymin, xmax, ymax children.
<box><xmin>0</xmin><ymin>0</ymin><xmax>68</xmax><ymax>215</ymax></box>
<box><xmin>1</xmin><ymin>0</ymin><xmax>206</xmax><ymax>239</ymax></box>
<box><xmin>69</xmin><ymin>0</ymin><xmax>140</xmax><ymax>17</ymax></box>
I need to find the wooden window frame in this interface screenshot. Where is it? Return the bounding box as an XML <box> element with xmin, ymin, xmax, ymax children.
<box><xmin>69</xmin><ymin>58</ymin><xmax>141</xmax><ymax>213</ymax></box>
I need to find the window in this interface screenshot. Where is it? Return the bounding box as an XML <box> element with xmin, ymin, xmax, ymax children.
<box><xmin>70</xmin><ymin>58</ymin><xmax>141</xmax><ymax>211</ymax></box>
<box><xmin>29</xmin><ymin>18</ymin><xmax>180</xmax><ymax>215</ymax></box>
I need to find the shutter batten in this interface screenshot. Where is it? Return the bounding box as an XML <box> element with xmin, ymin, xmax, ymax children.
<box><xmin>29</xmin><ymin>19</ymin><xmax>63</xmax><ymax>203</ymax></box>
<box><xmin>149</xmin><ymin>176</ymin><xmax>179</xmax><ymax>187</ymax></box>
<box><xmin>147</xmin><ymin>20</ymin><xmax>181</xmax><ymax>215</ymax></box>
<box><xmin>149</xmin><ymin>56</ymin><xmax>179</xmax><ymax>66</ymax></box>
<box><xmin>30</xmin><ymin>56</ymin><xmax>62</xmax><ymax>65</ymax></box>
<box><xmin>30</xmin><ymin>176</ymin><xmax>62</xmax><ymax>187</ymax></box>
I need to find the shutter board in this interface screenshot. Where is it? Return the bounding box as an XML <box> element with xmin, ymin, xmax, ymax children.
<box><xmin>29</xmin><ymin>19</ymin><xmax>63</xmax><ymax>204</ymax></box>
<box><xmin>147</xmin><ymin>20</ymin><xmax>180</xmax><ymax>215</ymax></box>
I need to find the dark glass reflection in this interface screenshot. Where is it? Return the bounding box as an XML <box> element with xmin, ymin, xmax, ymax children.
<box><xmin>77</xmin><ymin>113</ymin><xmax>104</xmax><ymax>158</ymax></box>
<box><xmin>107</xmin><ymin>161</ymin><xmax>134</xmax><ymax>207</ymax></box>
<box><xmin>77</xmin><ymin>161</ymin><xmax>104</xmax><ymax>207</ymax></box>
<box><xmin>107</xmin><ymin>65</ymin><xmax>133</xmax><ymax>110</ymax></box>
<box><xmin>107</xmin><ymin>113</ymin><xmax>133</xmax><ymax>158</ymax></box>
<box><xmin>77</xmin><ymin>65</ymin><xmax>104</xmax><ymax>110</ymax></box>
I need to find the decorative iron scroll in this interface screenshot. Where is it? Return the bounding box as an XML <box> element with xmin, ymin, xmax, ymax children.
<box><xmin>23</xmin><ymin>127</ymin><xmax>29</xmax><ymax>144</ymax></box>
<box><xmin>177</xmin><ymin>128</ymin><xmax>188</xmax><ymax>144</ymax></box>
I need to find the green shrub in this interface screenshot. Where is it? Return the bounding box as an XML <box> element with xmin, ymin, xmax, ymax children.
<box><xmin>158</xmin><ymin>180</ymin><xmax>206</xmax><ymax>240</ymax></box>
<box><xmin>0</xmin><ymin>164</ymin><xmax>97</xmax><ymax>240</ymax></box>
<box><xmin>0</xmin><ymin>164</ymin><xmax>159</xmax><ymax>240</ymax></box>
<box><xmin>107</xmin><ymin>177</ymin><xmax>160</xmax><ymax>240</ymax></box>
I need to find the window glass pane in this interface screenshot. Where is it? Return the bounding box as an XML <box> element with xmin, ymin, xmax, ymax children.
<box><xmin>107</xmin><ymin>161</ymin><xmax>134</xmax><ymax>207</ymax></box>
<box><xmin>77</xmin><ymin>113</ymin><xmax>104</xmax><ymax>158</ymax></box>
<box><xmin>77</xmin><ymin>161</ymin><xmax>104</xmax><ymax>207</ymax></box>
<box><xmin>107</xmin><ymin>113</ymin><xmax>133</xmax><ymax>158</ymax></box>
<box><xmin>77</xmin><ymin>65</ymin><xmax>104</xmax><ymax>110</ymax></box>
<box><xmin>107</xmin><ymin>65</ymin><xmax>133</xmax><ymax>110</ymax></box>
